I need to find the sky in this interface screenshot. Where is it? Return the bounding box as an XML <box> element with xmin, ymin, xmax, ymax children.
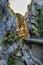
<box><xmin>9</xmin><ymin>0</ymin><xmax>31</xmax><ymax>15</ymax></box>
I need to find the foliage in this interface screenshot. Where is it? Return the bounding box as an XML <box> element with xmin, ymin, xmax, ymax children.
<box><xmin>8</xmin><ymin>56</ymin><xmax>25</xmax><ymax>65</ymax></box>
<box><xmin>37</xmin><ymin>5</ymin><xmax>43</xmax><ymax>37</ymax></box>
<box><xmin>33</xmin><ymin>27</ymin><xmax>39</xmax><ymax>37</ymax></box>
<box><xmin>1</xmin><ymin>31</ymin><xmax>20</xmax><ymax>46</ymax></box>
<box><xmin>8</xmin><ymin>57</ymin><xmax>14</xmax><ymax>65</ymax></box>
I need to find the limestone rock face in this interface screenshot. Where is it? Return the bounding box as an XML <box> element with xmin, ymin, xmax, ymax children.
<box><xmin>32</xmin><ymin>0</ymin><xmax>43</xmax><ymax>5</ymax></box>
<box><xmin>0</xmin><ymin>0</ymin><xmax>16</xmax><ymax>42</ymax></box>
<box><xmin>25</xmin><ymin>0</ymin><xmax>43</xmax><ymax>37</ymax></box>
<box><xmin>0</xmin><ymin>0</ymin><xmax>43</xmax><ymax>65</ymax></box>
<box><xmin>0</xmin><ymin>59</ymin><xmax>7</xmax><ymax>65</ymax></box>
<box><xmin>0</xmin><ymin>0</ymin><xmax>8</xmax><ymax>7</ymax></box>
<box><xmin>0</xmin><ymin>9</ymin><xmax>16</xmax><ymax>42</ymax></box>
<box><xmin>25</xmin><ymin>0</ymin><xmax>43</xmax><ymax>65</ymax></box>
<box><xmin>0</xmin><ymin>0</ymin><xmax>16</xmax><ymax>64</ymax></box>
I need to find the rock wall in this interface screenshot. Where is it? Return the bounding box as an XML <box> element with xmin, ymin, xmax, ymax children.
<box><xmin>25</xmin><ymin>0</ymin><xmax>43</xmax><ymax>38</ymax></box>
<box><xmin>30</xmin><ymin>44</ymin><xmax>43</xmax><ymax>65</ymax></box>
<box><xmin>25</xmin><ymin>0</ymin><xmax>43</xmax><ymax>65</ymax></box>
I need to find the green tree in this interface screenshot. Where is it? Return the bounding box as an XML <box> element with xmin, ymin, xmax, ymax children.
<box><xmin>37</xmin><ymin>5</ymin><xmax>43</xmax><ymax>37</ymax></box>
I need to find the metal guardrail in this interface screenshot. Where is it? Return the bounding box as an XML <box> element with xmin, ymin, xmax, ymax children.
<box><xmin>24</xmin><ymin>38</ymin><xmax>43</xmax><ymax>44</ymax></box>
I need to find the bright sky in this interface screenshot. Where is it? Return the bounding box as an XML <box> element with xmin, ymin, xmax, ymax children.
<box><xmin>9</xmin><ymin>0</ymin><xmax>31</xmax><ymax>15</ymax></box>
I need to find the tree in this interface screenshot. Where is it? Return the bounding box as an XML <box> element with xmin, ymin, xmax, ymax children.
<box><xmin>37</xmin><ymin>5</ymin><xmax>43</xmax><ymax>37</ymax></box>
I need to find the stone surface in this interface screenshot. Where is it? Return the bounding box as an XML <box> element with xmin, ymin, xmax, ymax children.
<box><xmin>0</xmin><ymin>0</ymin><xmax>43</xmax><ymax>65</ymax></box>
<box><xmin>0</xmin><ymin>59</ymin><xmax>7</xmax><ymax>65</ymax></box>
<box><xmin>25</xmin><ymin>0</ymin><xmax>43</xmax><ymax>37</ymax></box>
<box><xmin>30</xmin><ymin>44</ymin><xmax>43</xmax><ymax>65</ymax></box>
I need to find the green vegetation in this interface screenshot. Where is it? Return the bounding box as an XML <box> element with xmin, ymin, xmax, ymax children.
<box><xmin>1</xmin><ymin>31</ymin><xmax>20</xmax><ymax>46</ymax></box>
<box><xmin>37</xmin><ymin>5</ymin><xmax>43</xmax><ymax>37</ymax></box>
<box><xmin>8</xmin><ymin>56</ymin><xmax>25</xmax><ymax>65</ymax></box>
<box><xmin>33</xmin><ymin>27</ymin><xmax>39</xmax><ymax>37</ymax></box>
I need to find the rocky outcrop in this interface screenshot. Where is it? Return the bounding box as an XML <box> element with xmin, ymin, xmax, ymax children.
<box><xmin>25</xmin><ymin>0</ymin><xmax>43</xmax><ymax>38</ymax></box>
<box><xmin>25</xmin><ymin>0</ymin><xmax>43</xmax><ymax>65</ymax></box>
